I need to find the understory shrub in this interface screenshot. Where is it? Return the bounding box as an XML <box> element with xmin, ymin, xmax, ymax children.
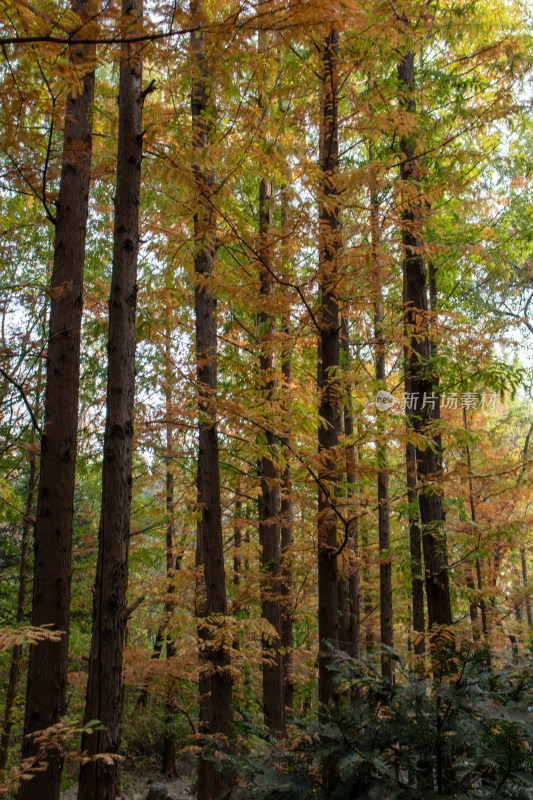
<box><xmin>228</xmin><ymin>644</ymin><xmax>533</xmax><ymax>799</ymax></box>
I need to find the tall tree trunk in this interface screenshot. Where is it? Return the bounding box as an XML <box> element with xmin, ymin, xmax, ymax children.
<box><xmin>361</xmin><ymin>523</ymin><xmax>375</xmax><ymax>654</ymax></box>
<box><xmin>317</xmin><ymin>27</ymin><xmax>340</xmax><ymax>712</ymax></box>
<box><xmin>522</xmin><ymin>550</ymin><xmax>533</xmax><ymax>630</ymax></box>
<box><xmin>280</xmin><ymin>305</ymin><xmax>294</xmax><ymax>716</ymax></box>
<box><xmin>233</xmin><ymin>493</ymin><xmax>242</xmax><ymax>609</ymax></box>
<box><xmin>406</xmin><ymin>440</ymin><xmax>425</xmax><ymax>655</ymax></box>
<box><xmin>18</xmin><ymin>7</ymin><xmax>96</xmax><ymax>797</ymax></box>
<box><xmin>232</xmin><ymin>492</ymin><xmax>242</xmax><ymax>655</ymax></box>
<box><xmin>514</xmin><ymin>571</ymin><xmax>524</xmax><ymax>623</ymax></box>
<box><xmin>77</xmin><ymin>2</ymin><xmax>143</xmax><ymax>796</ymax></box>
<box><xmin>466</xmin><ymin>567</ymin><xmax>481</xmax><ymax>641</ymax></box>
<box><xmin>280</xmin><ymin>185</ymin><xmax>294</xmax><ymax>717</ymax></box>
<box><xmin>337</xmin><ymin>332</ymin><xmax>350</xmax><ymax>656</ymax></box>
<box><xmin>256</xmin><ymin>33</ymin><xmax>284</xmax><ymax>735</ymax></box>
<box><xmin>191</xmin><ymin>4</ymin><xmax>234</xmax><ymax>796</ymax></box>
<box><xmin>0</xmin><ymin>449</ymin><xmax>37</xmax><ymax>774</ymax></box>
<box><xmin>163</xmin><ymin>334</ymin><xmax>178</xmax><ymax>779</ymax></box>
<box><xmin>462</xmin><ymin>404</ymin><xmax>488</xmax><ymax>641</ymax></box>
<box><xmin>336</xmin><ymin>384</ymin><xmax>350</xmax><ymax>661</ymax></box>
<box><xmin>398</xmin><ymin>49</ymin><xmax>453</xmax><ymax>641</ymax></box>
<box><xmin>258</xmin><ymin>175</ymin><xmax>284</xmax><ymax>735</ymax></box>
<box><xmin>475</xmin><ymin>560</ymin><xmax>489</xmax><ymax>639</ymax></box>
<box><xmin>340</xmin><ymin>318</ymin><xmax>360</xmax><ymax>658</ymax></box>
<box><xmin>370</xmin><ymin>176</ymin><xmax>393</xmax><ymax>681</ymax></box>
<box><xmin>519</xmin><ymin>427</ymin><xmax>533</xmax><ymax>631</ymax></box>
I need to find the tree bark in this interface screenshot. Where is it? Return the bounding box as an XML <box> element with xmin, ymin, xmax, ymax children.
<box><xmin>191</xmin><ymin>3</ymin><xmax>234</xmax><ymax>796</ymax></box>
<box><xmin>280</xmin><ymin>188</ymin><xmax>294</xmax><ymax>718</ymax></box>
<box><xmin>361</xmin><ymin>523</ymin><xmax>375</xmax><ymax>654</ymax></box>
<box><xmin>233</xmin><ymin>494</ymin><xmax>242</xmax><ymax>609</ymax></box>
<box><xmin>522</xmin><ymin>550</ymin><xmax>533</xmax><ymax>630</ymax></box>
<box><xmin>231</xmin><ymin>492</ymin><xmax>242</xmax><ymax>658</ymax></box>
<box><xmin>398</xmin><ymin>49</ymin><xmax>453</xmax><ymax>640</ymax></box>
<box><xmin>520</xmin><ymin>428</ymin><xmax>533</xmax><ymax>631</ymax></box>
<box><xmin>258</xmin><ymin>174</ymin><xmax>284</xmax><ymax>735</ymax></box>
<box><xmin>77</xmin><ymin>2</ymin><xmax>143</xmax><ymax>796</ymax></box>
<box><xmin>341</xmin><ymin>317</ymin><xmax>361</xmax><ymax>657</ymax></box>
<box><xmin>406</xmin><ymin>439</ymin><xmax>425</xmax><ymax>656</ymax></box>
<box><xmin>317</xmin><ymin>28</ymin><xmax>340</xmax><ymax>712</ymax></box>
<box><xmin>18</xmin><ymin>6</ymin><xmax>96</xmax><ymax>797</ymax></box>
<box><xmin>340</xmin><ymin>318</ymin><xmax>360</xmax><ymax>658</ymax></box>
<box><xmin>462</xmin><ymin>404</ymin><xmax>488</xmax><ymax>641</ymax></box>
<box><xmin>163</xmin><ymin>335</ymin><xmax>178</xmax><ymax>779</ymax></box>
<box><xmin>370</xmin><ymin>177</ymin><xmax>393</xmax><ymax>681</ymax></box>
<box><xmin>280</xmin><ymin>318</ymin><xmax>294</xmax><ymax>718</ymax></box>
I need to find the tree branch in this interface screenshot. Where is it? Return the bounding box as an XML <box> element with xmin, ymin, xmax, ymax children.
<box><xmin>0</xmin><ymin>366</ymin><xmax>43</xmax><ymax>436</ymax></box>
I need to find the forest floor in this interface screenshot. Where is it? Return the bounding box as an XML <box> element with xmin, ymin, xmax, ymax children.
<box><xmin>60</xmin><ymin>772</ymin><xmax>195</xmax><ymax>800</ymax></box>
<box><xmin>58</xmin><ymin>751</ymin><xmax>197</xmax><ymax>800</ymax></box>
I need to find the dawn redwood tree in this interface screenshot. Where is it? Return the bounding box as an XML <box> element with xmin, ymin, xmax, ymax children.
<box><xmin>461</xmin><ymin>402</ymin><xmax>489</xmax><ymax>641</ymax></box>
<box><xmin>257</xmin><ymin>172</ymin><xmax>285</xmax><ymax>735</ymax></box>
<box><xmin>370</xmin><ymin>176</ymin><xmax>393</xmax><ymax>680</ymax></box>
<box><xmin>18</xmin><ymin>4</ymin><xmax>96</xmax><ymax>797</ymax></box>
<box><xmin>406</xmin><ymin>438</ymin><xmax>426</xmax><ymax>655</ymax></box>
<box><xmin>257</xmin><ymin>52</ymin><xmax>284</xmax><ymax>730</ymax></box>
<box><xmin>337</xmin><ymin>316</ymin><xmax>359</xmax><ymax>660</ymax></box>
<box><xmin>317</xmin><ymin>27</ymin><xmax>341</xmax><ymax>711</ymax></box>
<box><xmin>280</xmin><ymin>186</ymin><xmax>294</xmax><ymax>714</ymax></box>
<box><xmin>163</xmin><ymin>332</ymin><xmax>178</xmax><ymax>778</ymax></box>
<box><xmin>77</xmin><ymin>0</ymin><xmax>143</xmax><ymax>795</ymax></box>
<box><xmin>398</xmin><ymin>41</ymin><xmax>453</xmax><ymax>637</ymax></box>
<box><xmin>190</xmin><ymin>2</ymin><xmax>234</xmax><ymax>796</ymax></box>
<box><xmin>521</xmin><ymin>549</ymin><xmax>533</xmax><ymax>630</ymax></box>
<box><xmin>340</xmin><ymin>318</ymin><xmax>360</xmax><ymax>658</ymax></box>
<box><xmin>233</xmin><ymin>491</ymin><xmax>243</xmax><ymax>622</ymax></box>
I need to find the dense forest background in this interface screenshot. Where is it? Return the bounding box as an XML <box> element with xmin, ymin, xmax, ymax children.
<box><xmin>2</xmin><ymin>0</ymin><xmax>533</xmax><ymax>798</ymax></box>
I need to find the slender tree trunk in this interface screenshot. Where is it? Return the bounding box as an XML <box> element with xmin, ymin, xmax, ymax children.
<box><xmin>347</xmin><ymin>550</ymin><xmax>360</xmax><ymax>658</ymax></box>
<box><xmin>475</xmin><ymin>560</ymin><xmax>489</xmax><ymax>639</ymax></box>
<box><xmin>317</xmin><ymin>28</ymin><xmax>340</xmax><ymax>712</ymax></box>
<box><xmin>18</xmin><ymin>7</ymin><xmax>96</xmax><ymax>797</ymax></box>
<box><xmin>370</xmin><ymin>178</ymin><xmax>393</xmax><ymax>681</ymax></box>
<box><xmin>336</xmin><ymin>392</ymin><xmax>351</xmax><ymax>661</ymax></box>
<box><xmin>0</xmin><ymin>449</ymin><xmax>37</xmax><ymax>774</ymax></box>
<box><xmin>466</xmin><ymin>566</ymin><xmax>481</xmax><ymax>641</ymax></box>
<box><xmin>514</xmin><ymin>568</ymin><xmax>523</xmax><ymax>623</ymax></box>
<box><xmin>406</xmin><ymin>440</ymin><xmax>425</xmax><ymax>655</ymax></box>
<box><xmin>256</xmin><ymin>33</ymin><xmax>284</xmax><ymax>734</ymax></box>
<box><xmin>398</xmin><ymin>49</ymin><xmax>453</xmax><ymax>640</ymax></box>
<box><xmin>522</xmin><ymin>550</ymin><xmax>533</xmax><ymax>630</ymax></box>
<box><xmin>191</xmin><ymin>4</ymin><xmax>234</xmax><ymax>796</ymax></box>
<box><xmin>280</xmin><ymin>304</ymin><xmax>294</xmax><ymax>716</ymax></box>
<box><xmin>361</xmin><ymin>524</ymin><xmax>375</xmax><ymax>654</ymax></box>
<box><xmin>77</xmin><ymin>3</ymin><xmax>142</xmax><ymax>797</ymax></box>
<box><xmin>519</xmin><ymin>428</ymin><xmax>533</xmax><ymax>631</ymax></box>
<box><xmin>163</xmin><ymin>336</ymin><xmax>178</xmax><ymax>779</ymax></box>
<box><xmin>462</xmin><ymin>404</ymin><xmax>489</xmax><ymax>641</ymax></box>
<box><xmin>232</xmin><ymin>493</ymin><xmax>242</xmax><ymax>657</ymax></box>
<box><xmin>341</xmin><ymin>321</ymin><xmax>360</xmax><ymax>658</ymax></box>
<box><xmin>337</xmin><ymin>327</ymin><xmax>349</xmax><ymax>655</ymax></box>
<box><xmin>233</xmin><ymin>494</ymin><xmax>242</xmax><ymax>612</ymax></box>
<box><xmin>427</xmin><ymin>260</ymin><xmax>443</xmax><ymax>467</ymax></box>
<box><xmin>258</xmin><ymin>174</ymin><xmax>284</xmax><ymax>735</ymax></box>
<box><xmin>337</xmin><ymin>569</ymin><xmax>349</xmax><ymax>653</ymax></box>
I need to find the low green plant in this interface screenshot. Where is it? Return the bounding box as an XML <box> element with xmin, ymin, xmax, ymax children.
<box><xmin>228</xmin><ymin>644</ymin><xmax>533</xmax><ymax>799</ymax></box>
